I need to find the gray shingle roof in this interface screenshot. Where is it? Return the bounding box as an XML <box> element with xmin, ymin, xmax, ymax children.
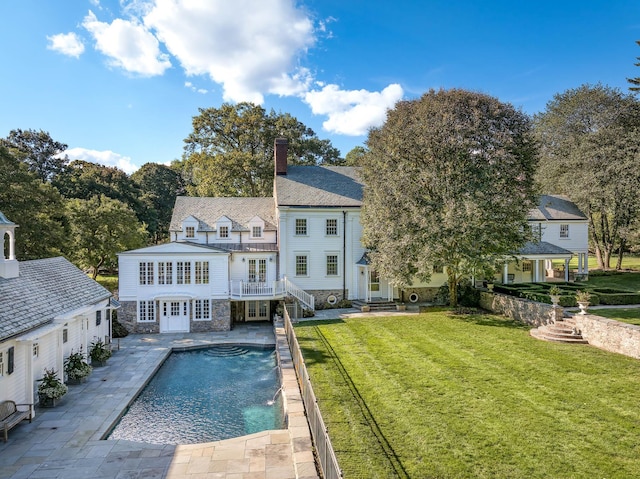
<box><xmin>528</xmin><ymin>195</ymin><xmax>587</xmax><ymax>221</ymax></box>
<box><xmin>0</xmin><ymin>257</ymin><xmax>111</xmax><ymax>341</ymax></box>
<box><xmin>518</xmin><ymin>241</ymin><xmax>573</xmax><ymax>256</ymax></box>
<box><xmin>275</xmin><ymin>166</ymin><xmax>363</xmax><ymax>207</ymax></box>
<box><xmin>169</xmin><ymin>197</ymin><xmax>277</xmax><ymax>232</ymax></box>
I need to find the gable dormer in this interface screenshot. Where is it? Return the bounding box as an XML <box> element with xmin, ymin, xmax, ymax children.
<box><xmin>247</xmin><ymin>216</ymin><xmax>265</xmax><ymax>240</ymax></box>
<box><xmin>181</xmin><ymin>215</ymin><xmax>200</xmax><ymax>242</ymax></box>
<box><xmin>0</xmin><ymin>211</ymin><xmax>19</xmax><ymax>279</ymax></box>
<box><xmin>215</xmin><ymin>215</ymin><xmax>233</xmax><ymax>240</ymax></box>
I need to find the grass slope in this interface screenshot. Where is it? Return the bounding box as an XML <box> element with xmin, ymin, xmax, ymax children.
<box><xmin>295</xmin><ymin>312</ymin><xmax>640</xmax><ymax>478</ymax></box>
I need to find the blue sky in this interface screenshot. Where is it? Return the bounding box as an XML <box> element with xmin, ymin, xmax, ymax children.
<box><xmin>0</xmin><ymin>0</ymin><xmax>638</xmax><ymax>174</ymax></box>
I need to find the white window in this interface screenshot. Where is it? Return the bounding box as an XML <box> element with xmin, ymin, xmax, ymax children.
<box><xmin>296</xmin><ymin>255</ymin><xmax>308</xmax><ymax>276</ymax></box>
<box><xmin>96</xmin><ymin>310</ymin><xmax>101</xmax><ymax>326</ymax></box>
<box><xmin>139</xmin><ymin>262</ymin><xmax>154</xmax><ymax>285</ymax></box>
<box><xmin>326</xmin><ymin>255</ymin><xmax>339</xmax><ymax>276</ymax></box>
<box><xmin>522</xmin><ymin>261</ymin><xmax>533</xmax><ymax>272</ymax></box>
<box><xmin>33</xmin><ymin>343</ymin><xmax>39</xmax><ymax>358</ymax></box>
<box><xmin>177</xmin><ymin>261</ymin><xmax>191</xmax><ymax>285</ymax></box>
<box><xmin>194</xmin><ymin>299</ymin><xmax>211</xmax><ymax>320</ymax></box>
<box><xmin>186</xmin><ymin>226</ymin><xmax>195</xmax><ymax>238</ymax></box>
<box><xmin>63</xmin><ymin>329</ymin><xmax>68</xmax><ymax>343</ymax></box>
<box><xmin>171</xmin><ymin>302</ymin><xmax>180</xmax><ymax>316</ymax></box>
<box><xmin>560</xmin><ymin>224</ymin><xmax>569</xmax><ymax>238</ymax></box>
<box><xmin>158</xmin><ymin>262</ymin><xmax>173</xmax><ymax>285</ymax></box>
<box><xmin>295</xmin><ymin>219</ymin><xmax>307</xmax><ymax>236</ymax></box>
<box><xmin>138</xmin><ymin>301</ymin><xmax>156</xmax><ymax>322</ymax></box>
<box><xmin>0</xmin><ymin>351</ymin><xmax>4</xmax><ymax>376</ymax></box>
<box><xmin>195</xmin><ymin>261</ymin><xmax>209</xmax><ymax>284</ymax></box>
<box><xmin>249</xmin><ymin>259</ymin><xmax>267</xmax><ymax>282</ymax></box>
<box><xmin>219</xmin><ymin>225</ymin><xmax>229</xmax><ymax>238</ymax></box>
<box><xmin>252</xmin><ymin>226</ymin><xmax>262</xmax><ymax>238</ymax></box>
<box><xmin>326</xmin><ymin>218</ymin><xmax>338</xmax><ymax>236</ymax></box>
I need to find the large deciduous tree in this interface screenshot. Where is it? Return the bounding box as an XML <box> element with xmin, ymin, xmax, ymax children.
<box><xmin>131</xmin><ymin>163</ymin><xmax>185</xmax><ymax>243</ymax></box>
<box><xmin>361</xmin><ymin>89</ymin><xmax>538</xmax><ymax>306</ymax></box>
<box><xmin>0</xmin><ymin>129</ymin><xmax>69</xmax><ymax>182</ymax></box>
<box><xmin>65</xmin><ymin>195</ymin><xmax>147</xmax><ymax>279</ymax></box>
<box><xmin>182</xmin><ymin>102</ymin><xmax>341</xmax><ymax>197</ymax></box>
<box><xmin>0</xmin><ymin>146</ymin><xmax>67</xmax><ymax>259</ymax></box>
<box><xmin>534</xmin><ymin>84</ymin><xmax>640</xmax><ymax>269</ymax></box>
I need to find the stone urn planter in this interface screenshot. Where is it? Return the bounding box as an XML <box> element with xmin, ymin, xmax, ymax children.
<box><xmin>575</xmin><ymin>290</ymin><xmax>591</xmax><ymax>315</ymax></box>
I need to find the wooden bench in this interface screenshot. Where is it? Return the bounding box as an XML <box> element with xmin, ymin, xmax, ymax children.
<box><xmin>0</xmin><ymin>400</ymin><xmax>32</xmax><ymax>442</ymax></box>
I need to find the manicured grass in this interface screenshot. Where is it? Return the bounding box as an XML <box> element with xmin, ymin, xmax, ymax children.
<box><xmin>295</xmin><ymin>312</ymin><xmax>640</xmax><ymax>478</ymax></box>
<box><xmin>590</xmin><ymin>308</ymin><xmax>640</xmax><ymax>326</ymax></box>
<box><xmin>567</xmin><ymin>254</ymin><xmax>640</xmax><ymax>271</ymax></box>
<box><xmin>580</xmin><ymin>271</ymin><xmax>640</xmax><ymax>292</ymax></box>
<box><xmin>95</xmin><ymin>274</ymin><xmax>118</xmax><ymax>293</ymax></box>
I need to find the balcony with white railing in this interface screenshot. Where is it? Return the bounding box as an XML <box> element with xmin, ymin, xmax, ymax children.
<box><xmin>229</xmin><ymin>280</ymin><xmax>287</xmax><ymax>299</ymax></box>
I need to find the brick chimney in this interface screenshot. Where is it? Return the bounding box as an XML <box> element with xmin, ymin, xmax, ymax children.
<box><xmin>274</xmin><ymin>138</ymin><xmax>287</xmax><ymax>176</ymax></box>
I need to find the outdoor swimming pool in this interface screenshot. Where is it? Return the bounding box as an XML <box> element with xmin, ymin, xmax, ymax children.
<box><xmin>107</xmin><ymin>345</ymin><xmax>284</xmax><ymax>445</ymax></box>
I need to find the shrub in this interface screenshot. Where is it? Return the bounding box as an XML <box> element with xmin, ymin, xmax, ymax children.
<box><xmin>38</xmin><ymin>368</ymin><xmax>68</xmax><ymax>399</ymax></box>
<box><xmin>64</xmin><ymin>350</ymin><xmax>92</xmax><ymax>380</ymax></box>
<box><xmin>89</xmin><ymin>338</ymin><xmax>112</xmax><ymax>363</ymax></box>
<box><xmin>592</xmin><ymin>291</ymin><xmax>640</xmax><ymax>305</ymax></box>
<box><xmin>112</xmin><ymin>318</ymin><xmax>129</xmax><ymax>338</ymax></box>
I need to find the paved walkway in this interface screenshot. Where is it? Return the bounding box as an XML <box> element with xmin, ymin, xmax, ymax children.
<box><xmin>0</xmin><ymin>323</ymin><xmax>317</xmax><ymax>479</ymax></box>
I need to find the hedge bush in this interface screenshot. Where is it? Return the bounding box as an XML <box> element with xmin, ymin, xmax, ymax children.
<box><xmin>592</xmin><ymin>291</ymin><xmax>640</xmax><ymax>305</ymax></box>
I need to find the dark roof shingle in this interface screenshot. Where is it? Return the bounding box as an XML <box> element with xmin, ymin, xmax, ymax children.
<box><xmin>170</xmin><ymin>197</ymin><xmax>277</xmax><ymax>232</ymax></box>
<box><xmin>275</xmin><ymin>166</ymin><xmax>363</xmax><ymax>207</ymax></box>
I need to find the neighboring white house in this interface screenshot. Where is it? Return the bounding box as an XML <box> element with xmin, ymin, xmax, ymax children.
<box><xmin>117</xmin><ymin>139</ymin><xmax>590</xmax><ymax>331</ymax></box>
<box><xmin>0</xmin><ymin>212</ymin><xmax>113</xmax><ymax>413</ymax></box>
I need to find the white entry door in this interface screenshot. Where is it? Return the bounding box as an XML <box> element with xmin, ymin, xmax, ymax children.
<box><xmin>160</xmin><ymin>301</ymin><xmax>190</xmax><ymax>333</ymax></box>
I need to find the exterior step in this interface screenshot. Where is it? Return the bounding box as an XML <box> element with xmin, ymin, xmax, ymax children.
<box><xmin>352</xmin><ymin>300</ymin><xmax>398</xmax><ymax>312</ymax></box>
<box><xmin>530</xmin><ymin>322</ymin><xmax>588</xmax><ymax>344</ymax></box>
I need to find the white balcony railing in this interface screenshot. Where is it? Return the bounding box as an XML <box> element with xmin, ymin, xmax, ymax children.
<box><xmin>229</xmin><ymin>280</ymin><xmax>286</xmax><ymax>299</ymax></box>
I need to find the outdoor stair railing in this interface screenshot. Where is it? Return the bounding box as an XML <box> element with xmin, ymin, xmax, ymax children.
<box><xmin>283</xmin><ymin>277</ymin><xmax>315</xmax><ymax>311</ymax></box>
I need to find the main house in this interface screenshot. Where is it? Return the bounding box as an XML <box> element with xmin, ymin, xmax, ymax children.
<box><xmin>117</xmin><ymin>139</ymin><xmax>589</xmax><ymax>333</ymax></box>
<box><xmin>0</xmin><ymin>212</ymin><xmax>114</xmax><ymax>412</ymax></box>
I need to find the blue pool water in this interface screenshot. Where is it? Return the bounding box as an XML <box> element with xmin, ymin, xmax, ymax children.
<box><xmin>108</xmin><ymin>345</ymin><xmax>284</xmax><ymax>445</ymax></box>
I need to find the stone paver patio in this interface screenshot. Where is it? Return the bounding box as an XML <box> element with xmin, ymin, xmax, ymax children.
<box><xmin>0</xmin><ymin>322</ymin><xmax>317</xmax><ymax>479</ymax></box>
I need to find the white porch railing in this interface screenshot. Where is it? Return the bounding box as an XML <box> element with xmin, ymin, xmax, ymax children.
<box><xmin>229</xmin><ymin>280</ymin><xmax>286</xmax><ymax>299</ymax></box>
<box><xmin>283</xmin><ymin>277</ymin><xmax>315</xmax><ymax>311</ymax></box>
<box><xmin>229</xmin><ymin>278</ymin><xmax>315</xmax><ymax>311</ymax></box>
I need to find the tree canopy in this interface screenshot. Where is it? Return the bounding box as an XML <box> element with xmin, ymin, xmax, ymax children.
<box><xmin>534</xmin><ymin>83</ymin><xmax>640</xmax><ymax>269</ymax></box>
<box><xmin>181</xmin><ymin>102</ymin><xmax>342</xmax><ymax>197</ymax></box>
<box><xmin>0</xmin><ymin>129</ymin><xmax>69</xmax><ymax>182</ymax></box>
<box><xmin>628</xmin><ymin>40</ymin><xmax>640</xmax><ymax>92</ymax></box>
<box><xmin>361</xmin><ymin>89</ymin><xmax>538</xmax><ymax>306</ymax></box>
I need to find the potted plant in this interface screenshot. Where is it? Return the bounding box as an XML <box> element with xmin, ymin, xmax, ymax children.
<box><xmin>89</xmin><ymin>338</ymin><xmax>112</xmax><ymax>367</ymax></box>
<box><xmin>548</xmin><ymin>286</ymin><xmax>561</xmax><ymax>305</ymax></box>
<box><xmin>64</xmin><ymin>350</ymin><xmax>92</xmax><ymax>384</ymax></box>
<box><xmin>575</xmin><ymin>290</ymin><xmax>591</xmax><ymax>315</ymax></box>
<box><xmin>37</xmin><ymin>368</ymin><xmax>67</xmax><ymax>407</ymax></box>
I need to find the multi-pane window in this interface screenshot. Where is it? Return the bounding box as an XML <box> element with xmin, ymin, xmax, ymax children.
<box><xmin>522</xmin><ymin>261</ymin><xmax>533</xmax><ymax>272</ymax></box>
<box><xmin>195</xmin><ymin>261</ymin><xmax>209</xmax><ymax>284</ymax></box>
<box><xmin>249</xmin><ymin>259</ymin><xmax>267</xmax><ymax>282</ymax></box>
<box><xmin>326</xmin><ymin>255</ymin><xmax>338</xmax><ymax>276</ymax></box>
<box><xmin>96</xmin><ymin>310</ymin><xmax>102</xmax><ymax>326</ymax></box>
<box><xmin>219</xmin><ymin>226</ymin><xmax>229</xmax><ymax>238</ymax></box>
<box><xmin>186</xmin><ymin>226</ymin><xmax>195</xmax><ymax>238</ymax></box>
<box><xmin>326</xmin><ymin>218</ymin><xmax>338</xmax><ymax>236</ymax></box>
<box><xmin>177</xmin><ymin>261</ymin><xmax>192</xmax><ymax>284</ymax></box>
<box><xmin>0</xmin><ymin>351</ymin><xmax>3</xmax><ymax>376</ymax></box>
<box><xmin>259</xmin><ymin>301</ymin><xmax>267</xmax><ymax>317</ymax></box>
<box><xmin>295</xmin><ymin>219</ymin><xmax>307</xmax><ymax>236</ymax></box>
<box><xmin>63</xmin><ymin>329</ymin><xmax>68</xmax><ymax>343</ymax></box>
<box><xmin>139</xmin><ymin>262</ymin><xmax>154</xmax><ymax>285</ymax></box>
<box><xmin>138</xmin><ymin>301</ymin><xmax>156</xmax><ymax>322</ymax></box>
<box><xmin>194</xmin><ymin>299</ymin><xmax>210</xmax><ymax>320</ymax></box>
<box><xmin>171</xmin><ymin>302</ymin><xmax>180</xmax><ymax>316</ymax></box>
<box><xmin>296</xmin><ymin>255</ymin><xmax>308</xmax><ymax>276</ymax></box>
<box><xmin>33</xmin><ymin>343</ymin><xmax>39</xmax><ymax>358</ymax></box>
<box><xmin>248</xmin><ymin>301</ymin><xmax>257</xmax><ymax>318</ymax></box>
<box><xmin>252</xmin><ymin>226</ymin><xmax>262</xmax><ymax>238</ymax></box>
<box><xmin>560</xmin><ymin>224</ymin><xmax>569</xmax><ymax>238</ymax></box>
<box><xmin>158</xmin><ymin>262</ymin><xmax>173</xmax><ymax>285</ymax></box>
<box><xmin>7</xmin><ymin>347</ymin><xmax>14</xmax><ymax>375</ymax></box>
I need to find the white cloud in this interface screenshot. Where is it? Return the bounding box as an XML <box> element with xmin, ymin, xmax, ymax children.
<box><xmin>143</xmin><ymin>0</ymin><xmax>315</xmax><ymax>102</ymax></box>
<box><xmin>304</xmin><ymin>84</ymin><xmax>404</xmax><ymax>136</ymax></box>
<box><xmin>65</xmin><ymin>147</ymin><xmax>139</xmax><ymax>174</ymax></box>
<box><xmin>46</xmin><ymin>32</ymin><xmax>85</xmax><ymax>58</ymax></box>
<box><xmin>82</xmin><ymin>10</ymin><xmax>171</xmax><ymax>76</ymax></box>
<box><xmin>184</xmin><ymin>81</ymin><xmax>208</xmax><ymax>94</ymax></box>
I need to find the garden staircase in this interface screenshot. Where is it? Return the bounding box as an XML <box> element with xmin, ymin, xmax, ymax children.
<box><xmin>530</xmin><ymin>317</ymin><xmax>588</xmax><ymax>344</ymax></box>
<box><xmin>351</xmin><ymin>300</ymin><xmax>397</xmax><ymax>312</ymax></box>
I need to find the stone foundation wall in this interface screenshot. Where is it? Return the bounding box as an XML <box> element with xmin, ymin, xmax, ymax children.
<box><xmin>398</xmin><ymin>287</ymin><xmax>440</xmax><ymax>303</ymax></box>
<box><xmin>307</xmin><ymin>290</ymin><xmax>348</xmax><ymax>308</ymax></box>
<box><xmin>119</xmin><ymin>301</ymin><xmax>160</xmax><ymax>333</ymax></box>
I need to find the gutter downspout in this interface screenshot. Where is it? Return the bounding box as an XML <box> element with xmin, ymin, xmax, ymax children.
<box><xmin>343</xmin><ymin>210</ymin><xmax>347</xmax><ymax>300</ymax></box>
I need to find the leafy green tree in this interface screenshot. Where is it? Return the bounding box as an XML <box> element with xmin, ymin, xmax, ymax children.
<box><xmin>0</xmin><ymin>129</ymin><xmax>69</xmax><ymax>182</ymax></box>
<box><xmin>53</xmin><ymin>160</ymin><xmax>145</xmax><ymax>226</ymax></box>
<box><xmin>182</xmin><ymin>102</ymin><xmax>341</xmax><ymax>197</ymax></box>
<box><xmin>361</xmin><ymin>89</ymin><xmax>538</xmax><ymax>306</ymax></box>
<box><xmin>131</xmin><ymin>163</ymin><xmax>185</xmax><ymax>243</ymax></box>
<box><xmin>65</xmin><ymin>195</ymin><xmax>147</xmax><ymax>278</ymax></box>
<box><xmin>628</xmin><ymin>40</ymin><xmax>640</xmax><ymax>92</ymax></box>
<box><xmin>534</xmin><ymin>84</ymin><xmax>640</xmax><ymax>269</ymax></box>
<box><xmin>345</xmin><ymin>146</ymin><xmax>367</xmax><ymax>166</ymax></box>
<box><xmin>0</xmin><ymin>146</ymin><xmax>67</xmax><ymax>259</ymax></box>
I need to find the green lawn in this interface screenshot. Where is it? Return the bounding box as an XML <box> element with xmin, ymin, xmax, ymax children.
<box><xmin>580</xmin><ymin>271</ymin><xmax>640</xmax><ymax>292</ymax></box>
<box><xmin>589</xmin><ymin>308</ymin><xmax>640</xmax><ymax>326</ymax></box>
<box><xmin>95</xmin><ymin>274</ymin><xmax>118</xmax><ymax>293</ymax></box>
<box><xmin>567</xmin><ymin>254</ymin><xmax>640</xmax><ymax>271</ymax></box>
<box><xmin>295</xmin><ymin>312</ymin><xmax>640</xmax><ymax>478</ymax></box>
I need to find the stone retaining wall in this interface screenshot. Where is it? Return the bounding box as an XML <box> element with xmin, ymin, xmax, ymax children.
<box><xmin>480</xmin><ymin>292</ymin><xmax>640</xmax><ymax>359</ymax></box>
